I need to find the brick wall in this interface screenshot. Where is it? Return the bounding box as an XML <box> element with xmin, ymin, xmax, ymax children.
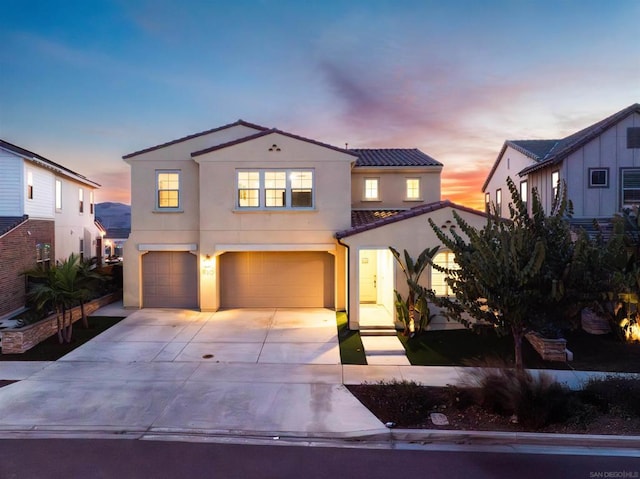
<box><xmin>0</xmin><ymin>219</ymin><xmax>55</xmax><ymax>317</ymax></box>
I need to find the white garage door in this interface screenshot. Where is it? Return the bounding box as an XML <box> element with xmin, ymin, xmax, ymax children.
<box><xmin>142</xmin><ymin>251</ymin><xmax>198</xmax><ymax>308</ymax></box>
<box><xmin>220</xmin><ymin>252</ymin><xmax>334</xmax><ymax>308</ymax></box>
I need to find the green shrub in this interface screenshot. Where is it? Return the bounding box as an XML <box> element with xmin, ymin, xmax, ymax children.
<box><xmin>581</xmin><ymin>376</ymin><xmax>640</xmax><ymax>418</ymax></box>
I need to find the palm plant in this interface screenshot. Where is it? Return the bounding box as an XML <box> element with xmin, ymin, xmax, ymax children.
<box><xmin>390</xmin><ymin>246</ymin><xmax>439</xmax><ymax>335</ymax></box>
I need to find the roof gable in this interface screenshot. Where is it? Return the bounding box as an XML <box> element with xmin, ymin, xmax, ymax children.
<box><xmin>351</xmin><ymin>148</ymin><xmax>442</xmax><ymax>167</ymax></box>
<box><xmin>122</xmin><ymin>120</ymin><xmax>268</xmax><ymax>159</ymax></box>
<box><xmin>0</xmin><ymin>139</ymin><xmax>100</xmax><ymax>188</ymax></box>
<box><xmin>191</xmin><ymin>128</ymin><xmax>359</xmax><ymax>158</ymax></box>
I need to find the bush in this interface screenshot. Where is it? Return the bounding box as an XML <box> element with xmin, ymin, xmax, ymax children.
<box><xmin>581</xmin><ymin>376</ymin><xmax>640</xmax><ymax>418</ymax></box>
<box><xmin>463</xmin><ymin>366</ymin><xmax>573</xmax><ymax>429</ymax></box>
<box><xmin>365</xmin><ymin>380</ymin><xmax>438</xmax><ymax>426</ymax></box>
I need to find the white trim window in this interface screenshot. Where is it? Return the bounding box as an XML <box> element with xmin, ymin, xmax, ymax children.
<box><xmin>622</xmin><ymin>169</ymin><xmax>640</xmax><ymax>207</ymax></box>
<box><xmin>432</xmin><ymin>251</ymin><xmax>458</xmax><ymax>296</ymax></box>
<box><xmin>79</xmin><ymin>188</ymin><xmax>84</xmax><ymax>213</ymax></box>
<box><xmin>90</xmin><ymin>191</ymin><xmax>94</xmax><ymax>214</ymax></box>
<box><xmin>589</xmin><ymin>168</ymin><xmax>609</xmax><ymax>188</ymax></box>
<box><xmin>552</xmin><ymin>170</ymin><xmax>560</xmax><ymax>200</ymax></box>
<box><xmin>484</xmin><ymin>192</ymin><xmax>490</xmax><ymax>213</ymax></box>
<box><xmin>237</xmin><ymin>169</ymin><xmax>314</xmax><ymax>209</ymax></box>
<box><xmin>27</xmin><ymin>171</ymin><xmax>34</xmax><ymax>200</ymax></box>
<box><xmin>55</xmin><ymin>179</ymin><xmax>62</xmax><ymax>210</ymax></box>
<box><xmin>496</xmin><ymin>188</ymin><xmax>502</xmax><ymax>216</ymax></box>
<box><xmin>520</xmin><ymin>180</ymin><xmax>528</xmax><ymax>211</ymax></box>
<box><xmin>156</xmin><ymin>170</ymin><xmax>181</xmax><ymax>210</ymax></box>
<box><xmin>363</xmin><ymin>178</ymin><xmax>379</xmax><ymax>201</ymax></box>
<box><xmin>405</xmin><ymin>178</ymin><xmax>421</xmax><ymax>200</ymax></box>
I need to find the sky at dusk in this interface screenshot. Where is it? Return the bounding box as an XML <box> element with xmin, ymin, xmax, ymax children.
<box><xmin>1</xmin><ymin>0</ymin><xmax>638</xmax><ymax>209</ymax></box>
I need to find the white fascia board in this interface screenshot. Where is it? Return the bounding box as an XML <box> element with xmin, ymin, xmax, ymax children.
<box><xmin>137</xmin><ymin>243</ymin><xmax>198</xmax><ymax>252</ymax></box>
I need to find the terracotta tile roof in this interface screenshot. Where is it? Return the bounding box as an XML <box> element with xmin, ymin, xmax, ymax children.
<box><xmin>351</xmin><ymin>209</ymin><xmax>405</xmax><ymax>228</ymax></box>
<box><xmin>122</xmin><ymin>120</ymin><xmax>269</xmax><ymax>159</ymax></box>
<box><xmin>0</xmin><ymin>140</ymin><xmax>100</xmax><ymax>188</ymax></box>
<box><xmin>191</xmin><ymin>128</ymin><xmax>359</xmax><ymax>157</ymax></box>
<box><xmin>350</xmin><ymin>148</ymin><xmax>442</xmax><ymax>167</ymax></box>
<box><xmin>0</xmin><ymin>215</ymin><xmax>28</xmax><ymax>237</ymax></box>
<box><xmin>337</xmin><ymin>201</ymin><xmax>488</xmax><ymax>239</ymax></box>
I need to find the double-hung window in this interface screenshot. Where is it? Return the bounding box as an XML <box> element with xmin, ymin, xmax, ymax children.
<box><xmin>156</xmin><ymin>171</ymin><xmax>181</xmax><ymax>210</ymax></box>
<box><xmin>432</xmin><ymin>251</ymin><xmax>458</xmax><ymax>296</ymax></box>
<box><xmin>363</xmin><ymin>178</ymin><xmax>379</xmax><ymax>201</ymax></box>
<box><xmin>405</xmin><ymin>178</ymin><xmax>420</xmax><ymax>200</ymax></box>
<box><xmin>622</xmin><ymin>169</ymin><xmax>640</xmax><ymax>207</ymax></box>
<box><xmin>237</xmin><ymin>169</ymin><xmax>314</xmax><ymax>209</ymax></box>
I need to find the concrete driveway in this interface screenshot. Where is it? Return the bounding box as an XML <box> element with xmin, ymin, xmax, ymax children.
<box><xmin>59</xmin><ymin>308</ymin><xmax>341</xmax><ymax>365</ymax></box>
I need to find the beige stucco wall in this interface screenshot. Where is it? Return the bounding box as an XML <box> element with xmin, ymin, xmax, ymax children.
<box><xmin>340</xmin><ymin>206</ymin><xmax>487</xmax><ymax>329</ymax></box>
<box><xmin>351</xmin><ymin>168</ymin><xmax>441</xmax><ymax>209</ymax></box>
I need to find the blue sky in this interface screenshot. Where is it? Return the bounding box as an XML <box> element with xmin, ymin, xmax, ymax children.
<box><xmin>1</xmin><ymin>0</ymin><xmax>638</xmax><ymax>207</ymax></box>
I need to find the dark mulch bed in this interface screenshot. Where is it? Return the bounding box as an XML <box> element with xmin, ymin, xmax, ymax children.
<box><xmin>0</xmin><ymin>316</ymin><xmax>125</xmax><ymax>361</ymax></box>
<box><xmin>348</xmin><ymin>383</ymin><xmax>640</xmax><ymax>435</ymax></box>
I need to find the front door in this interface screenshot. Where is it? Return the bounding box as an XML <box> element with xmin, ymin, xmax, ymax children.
<box><xmin>359</xmin><ymin>250</ymin><xmax>377</xmax><ymax>303</ymax></box>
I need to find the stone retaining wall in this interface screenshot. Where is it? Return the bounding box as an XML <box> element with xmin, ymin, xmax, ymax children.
<box><xmin>1</xmin><ymin>292</ymin><xmax>121</xmax><ymax>354</ymax></box>
<box><xmin>525</xmin><ymin>331</ymin><xmax>567</xmax><ymax>362</ymax></box>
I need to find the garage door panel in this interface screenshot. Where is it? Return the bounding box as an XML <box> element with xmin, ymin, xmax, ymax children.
<box><xmin>220</xmin><ymin>252</ymin><xmax>334</xmax><ymax>308</ymax></box>
<box><xmin>142</xmin><ymin>251</ymin><xmax>198</xmax><ymax>308</ymax></box>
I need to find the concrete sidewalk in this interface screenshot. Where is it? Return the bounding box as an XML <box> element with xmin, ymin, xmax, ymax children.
<box><xmin>0</xmin><ymin>304</ymin><xmax>638</xmax><ymax>449</ymax></box>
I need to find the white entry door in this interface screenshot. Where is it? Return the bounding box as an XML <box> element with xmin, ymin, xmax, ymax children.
<box><xmin>359</xmin><ymin>250</ymin><xmax>377</xmax><ymax>303</ymax></box>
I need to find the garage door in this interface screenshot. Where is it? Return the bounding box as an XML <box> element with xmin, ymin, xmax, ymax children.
<box><xmin>220</xmin><ymin>252</ymin><xmax>334</xmax><ymax>308</ymax></box>
<box><xmin>142</xmin><ymin>251</ymin><xmax>198</xmax><ymax>308</ymax></box>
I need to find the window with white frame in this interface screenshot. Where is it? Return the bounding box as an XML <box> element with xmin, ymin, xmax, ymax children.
<box><xmin>520</xmin><ymin>180</ymin><xmax>528</xmax><ymax>211</ymax></box>
<box><xmin>90</xmin><ymin>191</ymin><xmax>94</xmax><ymax>214</ymax></box>
<box><xmin>496</xmin><ymin>189</ymin><xmax>502</xmax><ymax>216</ymax></box>
<box><xmin>79</xmin><ymin>188</ymin><xmax>84</xmax><ymax>213</ymax></box>
<box><xmin>589</xmin><ymin>168</ymin><xmax>609</xmax><ymax>188</ymax></box>
<box><xmin>622</xmin><ymin>169</ymin><xmax>640</xmax><ymax>207</ymax></box>
<box><xmin>55</xmin><ymin>180</ymin><xmax>62</xmax><ymax>210</ymax></box>
<box><xmin>432</xmin><ymin>251</ymin><xmax>458</xmax><ymax>296</ymax></box>
<box><xmin>237</xmin><ymin>169</ymin><xmax>314</xmax><ymax>209</ymax></box>
<box><xmin>484</xmin><ymin>192</ymin><xmax>490</xmax><ymax>213</ymax></box>
<box><xmin>364</xmin><ymin>178</ymin><xmax>379</xmax><ymax>201</ymax></box>
<box><xmin>156</xmin><ymin>171</ymin><xmax>181</xmax><ymax>209</ymax></box>
<box><xmin>27</xmin><ymin>171</ymin><xmax>34</xmax><ymax>200</ymax></box>
<box><xmin>552</xmin><ymin>170</ymin><xmax>560</xmax><ymax>200</ymax></box>
<box><xmin>405</xmin><ymin>178</ymin><xmax>420</xmax><ymax>200</ymax></box>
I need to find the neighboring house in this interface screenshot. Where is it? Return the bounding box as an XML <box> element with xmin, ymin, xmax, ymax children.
<box><xmin>483</xmin><ymin>103</ymin><xmax>640</xmax><ymax>224</ymax></box>
<box><xmin>0</xmin><ymin>139</ymin><xmax>102</xmax><ymax>318</ymax></box>
<box><xmin>122</xmin><ymin>121</ymin><xmax>488</xmax><ymax>329</ymax></box>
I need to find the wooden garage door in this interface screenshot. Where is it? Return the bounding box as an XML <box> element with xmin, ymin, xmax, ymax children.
<box><xmin>142</xmin><ymin>251</ymin><xmax>198</xmax><ymax>308</ymax></box>
<box><xmin>220</xmin><ymin>252</ymin><xmax>334</xmax><ymax>308</ymax></box>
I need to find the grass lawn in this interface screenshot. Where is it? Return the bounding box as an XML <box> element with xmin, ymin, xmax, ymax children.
<box><xmin>397</xmin><ymin>327</ymin><xmax>640</xmax><ymax>372</ymax></box>
<box><xmin>336</xmin><ymin>311</ymin><xmax>367</xmax><ymax>365</ymax></box>
<box><xmin>0</xmin><ymin>316</ymin><xmax>125</xmax><ymax>361</ymax></box>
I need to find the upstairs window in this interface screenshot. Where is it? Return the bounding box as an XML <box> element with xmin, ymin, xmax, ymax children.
<box><xmin>496</xmin><ymin>189</ymin><xmax>502</xmax><ymax>216</ymax></box>
<box><xmin>622</xmin><ymin>169</ymin><xmax>640</xmax><ymax>207</ymax></box>
<box><xmin>79</xmin><ymin>188</ymin><xmax>84</xmax><ymax>213</ymax></box>
<box><xmin>364</xmin><ymin>178</ymin><xmax>379</xmax><ymax>201</ymax></box>
<box><xmin>484</xmin><ymin>192</ymin><xmax>490</xmax><ymax>213</ymax></box>
<box><xmin>55</xmin><ymin>180</ymin><xmax>62</xmax><ymax>210</ymax></box>
<box><xmin>156</xmin><ymin>171</ymin><xmax>180</xmax><ymax>210</ymax></box>
<box><xmin>27</xmin><ymin>171</ymin><xmax>34</xmax><ymax>199</ymax></box>
<box><xmin>520</xmin><ymin>180</ymin><xmax>528</xmax><ymax>211</ymax></box>
<box><xmin>405</xmin><ymin>178</ymin><xmax>421</xmax><ymax>200</ymax></box>
<box><xmin>237</xmin><ymin>169</ymin><xmax>314</xmax><ymax>210</ymax></box>
<box><xmin>589</xmin><ymin>168</ymin><xmax>609</xmax><ymax>188</ymax></box>
<box><xmin>628</xmin><ymin>127</ymin><xmax>640</xmax><ymax>149</ymax></box>
<box><xmin>552</xmin><ymin>170</ymin><xmax>560</xmax><ymax>200</ymax></box>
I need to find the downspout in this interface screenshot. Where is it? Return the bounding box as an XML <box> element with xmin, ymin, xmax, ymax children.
<box><xmin>336</xmin><ymin>236</ymin><xmax>351</xmax><ymax>330</ymax></box>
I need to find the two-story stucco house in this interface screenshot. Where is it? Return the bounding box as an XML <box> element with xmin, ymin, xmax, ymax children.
<box><xmin>0</xmin><ymin>139</ymin><xmax>103</xmax><ymax>318</ymax></box>
<box><xmin>482</xmin><ymin>103</ymin><xmax>640</xmax><ymax>222</ymax></box>
<box><xmin>123</xmin><ymin>121</ymin><xmax>488</xmax><ymax>329</ymax></box>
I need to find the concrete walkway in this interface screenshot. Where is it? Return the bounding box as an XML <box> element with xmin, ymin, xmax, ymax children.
<box><xmin>0</xmin><ymin>304</ymin><xmax>638</xmax><ymax>449</ymax></box>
